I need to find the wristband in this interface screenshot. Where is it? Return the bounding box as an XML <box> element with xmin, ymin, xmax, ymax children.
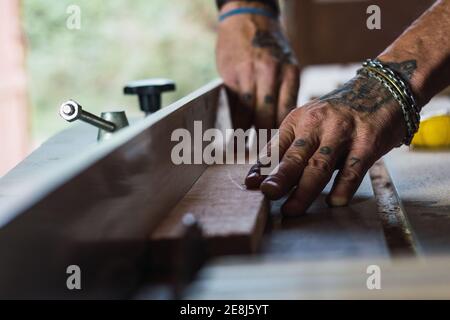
<box><xmin>219</xmin><ymin>7</ymin><xmax>278</xmax><ymax>22</ymax></box>
<box><xmin>216</xmin><ymin>0</ymin><xmax>280</xmax><ymax>14</ymax></box>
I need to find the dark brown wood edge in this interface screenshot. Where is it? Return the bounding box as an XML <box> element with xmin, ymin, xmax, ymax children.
<box><xmin>369</xmin><ymin>159</ymin><xmax>420</xmax><ymax>257</ymax></box>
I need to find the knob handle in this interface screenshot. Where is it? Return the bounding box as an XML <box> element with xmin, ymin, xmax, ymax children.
<box><xmin>124</xmin><ymin>78</ymin><xmax>176</xmax><ymax>115</ymax></box>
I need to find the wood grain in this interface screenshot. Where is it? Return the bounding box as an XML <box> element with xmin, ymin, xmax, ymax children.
<box><xmin>152</xmin><ymin>164</ymin><xmax>269</xmax><ymax>256</ymax></box>
<box><xmin>259</xmin><ymin>172</ymin><xmax>390</xmax><ymax>260</ymax></box>
<box><xmin>186</xmin><ymin>255</ymin><xmax>450</xmax><ymax>299</ymax></box>
<box><xmin>369</xmin><ymin>159</ymin><xmax>418</xmax><ymax>256</ymax></box>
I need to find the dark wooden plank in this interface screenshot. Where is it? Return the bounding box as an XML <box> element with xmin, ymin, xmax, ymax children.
<box><xmin>152</xmin><ymin>164</ymin><xmax>269</xmax><ymax>256</ymax></box>
<box><xmin>260</xmin><ymin>173</ymin><xmax>390</xmax><ymax>259</ymax></box>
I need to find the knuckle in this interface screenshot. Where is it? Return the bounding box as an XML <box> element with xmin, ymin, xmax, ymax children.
<box><xmin>227</xmin><ymin>61</ymin><xmax>253</xmax><ymax>80</ymax></box>
<box><xmin>356</xmin><ymin>124</ymin><xmax>385</xmax><ymax>148</ymax></box>
<box><xmin>334</xmin><ymin>118</ymin><xmax>354</xmax><ymax>134</ymax></box>
<box><xmin>258</xmin><ymin>58</ymin><xmax>278</xmax><ymax>73</ymax></box>
<box><xmin>307</xmin><ymin>157</ymin><xmax>333</xmax><ymax>174</ymax></box>
<box><xmin>340</xmin><ymin>168</ymin><xmax>363</xmax><ymax>184</ymax></box>
<box><xmin>285</xmin><ymin>64</ymin><xmax>300</xmax><ymax>78</ymax></box>
<box><xmin>281</xmin><ymin>108</ymin><xmax>301</xmax><ymax>128</ymax></box>
<box><xmin>354</xmin><ymin>134</ymin><xmax>381</xmax><ymax>155</ymax></box>
<box><xmin>284</xmin><ymin>153</ymin><xmax>307</xmax><ymax>167</ymax></box>
<box><xmin>222</xmin><ymin>75</ymin><xmax>235</xmax><ymax>87</ymax></box>
<box><xmin>360</xmin><ymin>144</ymin><xmax>375</xmax><ymax>155</ymax></box>
<box><xmin>306</xmin><ymin>106</ymin><xmax>328</xmax><ymax>124</ymax></box>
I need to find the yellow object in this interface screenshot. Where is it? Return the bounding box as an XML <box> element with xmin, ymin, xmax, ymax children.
<box><xmin>411</xmin><ymin>110</ymin><xmax>450</xmax><ymax>149</ymax></box>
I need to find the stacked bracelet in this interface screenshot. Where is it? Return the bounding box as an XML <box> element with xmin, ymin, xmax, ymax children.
<box><xmin>358</xmin><ymin>59</ymin><xmax>420</xmax><ymax>146</ymax></box>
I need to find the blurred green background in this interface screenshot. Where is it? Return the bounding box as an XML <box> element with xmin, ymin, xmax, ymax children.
<box><xmin>22</xmin><ymin>0</ymin><xmax>218</xmax><ymax>145</ymax></box>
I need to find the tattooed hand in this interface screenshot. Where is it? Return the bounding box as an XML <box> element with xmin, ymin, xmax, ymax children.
<box><xmin>245</xmin><ymin>60</ymin><xmax>417</xmax><ymax>216</ymax></box>
<box><xmin>216</xmin><ymin>1</ymin><xmax>300</xmax><ymax>130</ymax></box>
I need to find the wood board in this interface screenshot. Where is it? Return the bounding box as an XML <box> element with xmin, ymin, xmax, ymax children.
<box><xmin>151</xmin><ymin>164</ymin><xmax>269</xmax><ymax>256</ymax></box>
<box><xmin>186</xmin><ymin>255</ymin><xmax>450</xmax><ymax>299</ymax></box>
<box><xmin>259</xmin><ymin>171</ymin><xmax>390</xmax><ymax>260</ymax></box>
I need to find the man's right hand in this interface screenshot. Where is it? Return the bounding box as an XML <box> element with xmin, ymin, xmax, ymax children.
<box><xmin>216</xmin><ymin>1</ymin><xmax>300</xmax><ymax>131</ymax></box>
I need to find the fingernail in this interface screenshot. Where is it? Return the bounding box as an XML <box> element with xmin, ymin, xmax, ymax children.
<box><xmin>260</xmin><ymin>179</ymin><xmax>282</xmax><ymax>199</ymax></box>
<box><xmin>262</xmin><ymin>178</ymin><xmax>279</xmax><ymax>188</ymax></box>
<box><xmin>245</xmin><ymin>173</ymin><xmax>263</xmax><ymax>189</ymax></box>
<box><xmin>247</xmin><ymin>172</ymin><xmax>258</xmax><ymax>179</ymax></box>
<box><xmin>329</xmin><ymin>196</ymin><xmax>348</xmax><ymax>207</ymax></box>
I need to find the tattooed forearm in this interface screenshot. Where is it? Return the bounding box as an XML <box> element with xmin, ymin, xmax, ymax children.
<box><xmin>383</xmin><ymin>60</ymin><xmax>417</xmax><ymax>80</ymax></box>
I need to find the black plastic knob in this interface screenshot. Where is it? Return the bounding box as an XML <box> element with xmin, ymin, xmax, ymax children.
<box><xmin>124</xmin><ymin>78</ymin><xmax>176</xmax><ymax>115</ymax></box>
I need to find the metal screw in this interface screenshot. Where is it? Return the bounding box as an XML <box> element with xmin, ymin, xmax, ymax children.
<box><xmin>59</xmin><ymin>100</ymin><xmax>116</xmax><ymax>132</ymax></box>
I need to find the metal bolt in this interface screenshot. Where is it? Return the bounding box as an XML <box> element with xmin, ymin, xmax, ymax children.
<box><xmin>59</xmin><ymin>100</ymin><xmax>116</xmax><ymax>132</ymax></box>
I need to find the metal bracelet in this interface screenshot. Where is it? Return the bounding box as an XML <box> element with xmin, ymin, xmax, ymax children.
<box><xmin>357</xmin><ymin>68</ymin><xmax>416</xmax><ymax>146</ymax></box>
<box><xmin>364</xmin><ymin>59</ymin><xmax>419</xmax><ymax>113</ymax></box>
<box><xmin>360</xmin><ymin>59</ymin><xmax>420</xmax><ymax>146</ymax></box>
<box><xmin>364</xmin><ymin>59</ymin><xmax>421</xmax><ymax>121</ymax></box>
<box><xmin>365</xmin><ymin>65</ymin><xmax>420</xmax><ymax>128</ymax></box>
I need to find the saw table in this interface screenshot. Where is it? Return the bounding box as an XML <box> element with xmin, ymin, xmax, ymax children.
<box><xmin>0</xmin><ymin>70</ymin><xmax>449</xmax><ymax>299</ymax></box>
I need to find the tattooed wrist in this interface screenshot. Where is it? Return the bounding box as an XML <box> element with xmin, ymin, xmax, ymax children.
<box><xmin>318</xmin><ymin>73</ymin><xmax>394</xmax><ymax>113</ymax></box>
<box><xmin>319</xmin><ymin>59</ymin><xmax>418</xmax><ymax>114</ymax></box>
<box><xmin>376</xmin><ymin>55</ymin><xmax>428</xmax><ymax>105</ymax></box>
<box><xmin>380</xmin><ymin>60</ymin><xmax>417</xmax><ymax>81</ymax></box>
<box><xmin>319</xmin><ymin>60</ymin><xmax>416</xmax><ymax>115</ymax></box>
